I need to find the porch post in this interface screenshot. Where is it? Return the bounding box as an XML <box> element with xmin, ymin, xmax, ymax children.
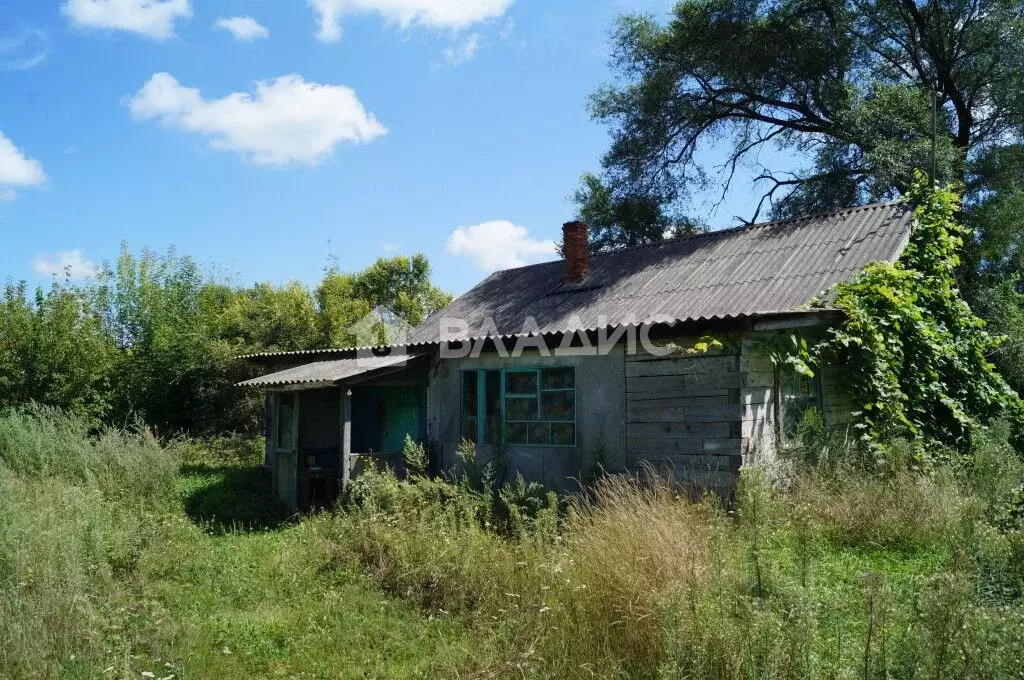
<box><xmin>341</xmin><ymin>386</ymin><xmax>352</xmax><ymax>492</ymax></box>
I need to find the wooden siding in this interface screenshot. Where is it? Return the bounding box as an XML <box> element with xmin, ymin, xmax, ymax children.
<box><xmin>625</xmin><ymin>341</ymin><xmax>743</xmax><ymax>488</ymax></box>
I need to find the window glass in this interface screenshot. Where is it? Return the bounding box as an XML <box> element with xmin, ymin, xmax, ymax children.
<box><xmin>528</xmin><ymin>422</ymin><xmax>552</xmax><ymax>445</ymax></box>
<box><xmin>541</xmin><ymin>367</ymin><xmax>575</xmax><ymax>390</ymax></box>
<box><xmin>276</xmin><ymin>393</ymin><xmax>296</xmax><ymax>451</ymax></box>
<box><xmin>779</xmin><ymin>370</ymin><xmax>821</xmax><ymax>447</ymax></box>
<box><xmin>484</xmin><ymin>370</ymin><xmax>501</xmax><ymax>444</ymax></box>
<box><xmin>462</xmin><ymin>371</ymin><xmax>478</xmax><ymax>418</ymax></box>
<box><xmin>552</xmin><ymin>423</ymin><xmax>575</xmax><ymax>446</ymax></box>
<box><xmin>541</xmin><ymin>390</ymin><xmax>574</xmax><ymax>421</ymax></box>
<box><xmin>464</xmin><ymin>367</ymin><xmax>578</xmax><ymax>447</ymax></box>
<box><xmin>506</xmin><ymin>396</ymin><xmax>539</xmax><ymax>421</ymax></box>
<box><xmin>506</xmin><ymin>422</ymin><xmax>529</xmax><ymax>445</ymax></box>
<box><xmin>505</xmin><ymin>370</ymin><xmax>537</xmax><ymax>394</ymax></box>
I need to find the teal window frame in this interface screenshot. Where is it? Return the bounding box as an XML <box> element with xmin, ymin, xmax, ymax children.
<box><xmin>460</xmin><ymin>367</ymin><xmax>577</xmax><ymax>447</ymax></box>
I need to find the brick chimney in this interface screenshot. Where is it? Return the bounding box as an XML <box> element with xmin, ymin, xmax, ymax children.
<box><xmin>562</xmin><ymin>221</ymin><xmax>590</xmax><ymax>284</ymax></box>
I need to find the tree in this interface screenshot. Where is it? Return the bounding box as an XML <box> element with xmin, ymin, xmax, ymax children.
<box><xmin>582</xmin><ymin>0</ymin><xmax>1024</xmax><ymax>391</ymax></box>
<box><xmin>583</xmin><ymin>0</ymin><xmax>1023</xmax><ymax>228</ymax></box>
<box><xmin>318</xmin><ymin>255</ymin><xmax>452</xmax><ymax>347</ymax></box>
<box><xmin>0</xmin><ymin>280</ymin><xmax>115</xmax><ymax>423</ymax></box>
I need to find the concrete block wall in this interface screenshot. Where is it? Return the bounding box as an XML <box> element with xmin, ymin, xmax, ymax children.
<box><xmin>739</xmin><ymin>335</ymin><xmax>779</xmax><ymax>467</ymax></box>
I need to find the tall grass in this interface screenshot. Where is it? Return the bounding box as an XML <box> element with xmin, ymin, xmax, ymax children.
<box><xmin>324</xmin><ymin>429</ymin><xmax>1024</xmax><ymax>679</ymax></box>
<box><xmin>0</xmin><ymin>407</ymin><xmax>178</xmax><ymax>678</ymax></box>
<box><xmin>3</xmin><ymin>405</ymin><xmax>1023</xmax><ymax>678</ymax></box>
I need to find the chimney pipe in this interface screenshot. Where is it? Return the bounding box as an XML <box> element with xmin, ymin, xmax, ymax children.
<box><xmin>562</xmin><ymin>221</ymin><xmax>590</xmax><ymax>285</ymax></box>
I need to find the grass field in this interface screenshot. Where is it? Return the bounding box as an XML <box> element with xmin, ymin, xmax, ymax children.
<box><xmin>0</xmin><ymin>412</ymin><xmax>476</xmax><ymax>679</ymax></box>
<box><xmin>2</xmin><ymin>409</ymin><xmax>1023</xmax><ymax>679</ymax></box>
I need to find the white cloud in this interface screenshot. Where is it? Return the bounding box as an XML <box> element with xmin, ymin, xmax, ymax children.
<box><xmin>32</xmin><ymin>250</ymin><xmax>99</xmax><ymax>279</ymax></box>
<box><xmin>0</xmin><ymin>28</ymin><xmax>49</xmax><ymax>71</ymax></box>
<box><xmin>446</xmin><ymin>220</ymin><xmax>557</xmax><ymax>272</ymax></box>
<box><xmin>62</xmin><ymin>0</ymin><xmax>192</xmax><ymax>40</ymax></box>
<box><xmin>214</xmin><ymin>16</ymin><xmax>269</xmax><ymax>42</ymax></box>
<box><xmin>126</xmin><ymin>72</ymin><xmax>387</xmax><ymax>166</ymax></box>
<box><xmin>0</xmin><ymin>132</ymin><xmax>46</xmax><ymax>201</ymax></box>
<box><xmin>310</xmin><ymin>0</ymin><xmax>515</xmax><ymax>42</ymax></box>
<box><xmin>441</xmin><ymin>33</ymin><xmax>483</xmax><ymax>66</ymax></box>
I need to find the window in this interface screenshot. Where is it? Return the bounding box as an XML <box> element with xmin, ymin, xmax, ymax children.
<box><xmin>777</xmin><ymin>369</ymin><xmax>821</xmax><ymax>447</ymax></box>
<box><xmin>275</xmin><ymin>392</ymin><xmax>297</xmax><ymax>452</ymax></box>
<box><xmin>460</xmin><ymin>367</ymin><xmax>576</xmax><ymax>446</ymax></box>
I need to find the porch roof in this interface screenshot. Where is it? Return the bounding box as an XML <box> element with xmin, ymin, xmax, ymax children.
<box><xmin>236</xmin><ymin>351</ymin><xmax>428</xmax><ymax>389</ymax></box>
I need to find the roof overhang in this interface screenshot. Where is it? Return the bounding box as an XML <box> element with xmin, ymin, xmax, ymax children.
<box><xmin>237</xmin><ymin>351</ymin><xmax>431</xmax><ymax>390</ymax></box>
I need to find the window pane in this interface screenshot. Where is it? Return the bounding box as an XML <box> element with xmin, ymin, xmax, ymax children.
<box><xmin>484</xmin><ymin>370</ymin><xmax>501</xmax><ymax>417</ymax></box>
<box><xmin>505</xmin><ymin>396</ymin><xmax>539</xmax><ymax>421</ymax></box>
<box><xmin>542</xmin><ymin>367</ymin><xmax>575</xmax><ymax>390</ymax></box>
<box><xmin>528</xmin><ymin>422</ymin><xmax>552</xmax><ymax>445</ymax></box>
<box><xmin>541</xmin><ymin>391</ymin><xmax>575</xmax><ymax>421</ymax></box>
<box><xmin>506</xmin><ymin>422</ymin><xmax>529</xmax><ymax>445</ymax></box>
<box><xmin>552</xmin><ymin>423</ymin><xmax>575</xmax><ymax>446</ymax></box>
<box><xmin>277</xmin><ymin>394</ymin><xmax>295</xmax><ymax>450</ymax></box>
<box><xmin>462</xmin><ymin>371</ymin><xmax>478</xmax><ymax>417</ymax></box>
<box><xmin>779</xmin><ymin>371</ymin><xmax>821</xmax><ymax>445</ymax></box>
<box><xmin>505</xmin><ymin>370</ymin><xmax>537</xmax><ymax>395</ymax></box>
<box><xmin>462</xmin><ymin>418</ymin><xmax>478</xmax><ymax>443</ymax></box>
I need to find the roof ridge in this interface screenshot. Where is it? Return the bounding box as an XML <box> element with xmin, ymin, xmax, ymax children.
<box><xmin>587</xmin><ymin>200</ymin><xmax>908</xmax><ymax>259</ymax></box>
<box><xmin>486</xmin><ymin>200</ymin><xmax>908</xmax><ymax>276</ymax></box>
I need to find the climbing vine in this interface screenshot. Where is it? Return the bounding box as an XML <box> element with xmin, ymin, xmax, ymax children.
<box><xmin>814</xmin><ymin>172</ymin><xmax>1024</xmax><ymax>463</ymax></box>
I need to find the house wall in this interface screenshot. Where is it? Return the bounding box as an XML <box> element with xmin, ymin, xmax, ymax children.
<box><xmin>819</xmin><ymin>360</ymin><xmax>855</xmax><ymax>431</ymax></box>
<box><xmin>740</xmin><ymin>335</ymin><xmax>779</xmax><ymax>467</ymax></box>
<box><xmin>624</xmin><ymin>336</ymin><xmax>744</xmax><ymax>494</ymax></box>
<box><xmin>427</xmin><ymin>346</ymin><xmax>627</xmax><ymax>491</ymax></box>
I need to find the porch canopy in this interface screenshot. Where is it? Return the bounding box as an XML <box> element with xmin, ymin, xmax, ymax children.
<box><xmin>237</xmin><ymin>351</ymin><xmax>430</xmax><ymax>390</ymax></box>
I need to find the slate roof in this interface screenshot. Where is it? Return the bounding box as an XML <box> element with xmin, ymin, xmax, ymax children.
<box><xmin>237</xmin><ymin>352</ymin><xmax>425</xmax><ymax>389</ymax></box>
<box><xmin>404</xmin><ymin>201</ymin><xmax>912</xmax><ymax>345</ymax></box>
<box><xmin>239</xmin><ymin>201</ymin><xmax>913</xmax><ymax>365</ymax></box>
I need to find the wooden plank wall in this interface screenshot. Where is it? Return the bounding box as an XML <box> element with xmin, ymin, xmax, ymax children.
<box><xmin>625</xmin><ymin>345</ymin><xmax>743</xmax><ymax>488</ymax></box>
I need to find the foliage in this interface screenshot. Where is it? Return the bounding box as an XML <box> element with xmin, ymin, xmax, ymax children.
<box><xmin>0</xmin><ymin>408</ymin><xmax>474</xmax><ymax>678</ymax></box>
<box><xmin>317</xmin><ymin>254</ymin><xmax>451</xmax><ymax>348</ymax></box>
<box><xmin>0</xmin><ymin>280</ymin><xmax>115</xmax><ymax>424</ymax></box>
<box><xmin>580</xmin><ymin>0</ymin><xmax>1022</xmax><ymax>238</ymax></box>
<box><xmin>580</xmin><ymin>0</ymin><xmax>1024</xmax><ymax>399</ymax></box>
<box><xmin>401</xmin><ymin>433</ymin><xmax>429</xmax><ymax>477</ymax></box>
<box><xmin>814</xmin><ymin>177</ymin><xmax>1024</xmax><ymax>460</ymax></box>
<box><xmin>0</xmin><ymin>246</ymin><xmax>451</xmax><ymax>436</ymax></box>
<box><xmin>5</xmin><ymin>408</ymin><xmax>1024</xmax><ymax>678</ymax></box>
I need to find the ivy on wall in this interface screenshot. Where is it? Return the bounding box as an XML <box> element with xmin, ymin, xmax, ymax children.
<box><xmin>811</xmin><ymin>172</ymin><xmax>1024</xmax><ymax>463</ymax></box>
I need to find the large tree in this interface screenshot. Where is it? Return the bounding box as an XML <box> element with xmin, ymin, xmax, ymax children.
<box><xmin>581</xmin><ymin>0</ymin><xmax>1024</xmax><ymax>387</ymax></box>
<box><xmin>581</xmin><ymin>0</ymin><xmax>1024</xmax><ymax>245</ymax></box>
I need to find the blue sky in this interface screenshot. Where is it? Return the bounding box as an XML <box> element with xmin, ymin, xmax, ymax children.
<box><xmin>0</xmin><ymin>0</ymin><xmax>771</xmax><ymax>295</ymax></box>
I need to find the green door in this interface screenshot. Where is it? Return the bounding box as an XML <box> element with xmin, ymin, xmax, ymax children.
<box><xmin>381</xmin><ymin>387</ymin><xmax>421</xmax><ymax>453</ymax></box>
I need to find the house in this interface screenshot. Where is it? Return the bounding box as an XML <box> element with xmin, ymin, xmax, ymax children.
<box><xmin>239</xmin><ymin>202</ymin><xmax>913</xmax><ymax>510</ymax></box>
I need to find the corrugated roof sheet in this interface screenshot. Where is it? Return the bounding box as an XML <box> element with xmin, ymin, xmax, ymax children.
<box><xmin>404</xmin><ymin>201</ymin><xmax>912</xmax><ymax>344</ymax></box>
<box><xmin>237</xmin><ymin>352</ymin><xmax>424</xmax><ymax>388</ymax></box>
<box><xmin>238</xmin><ymin>201</ymin><xmax>912</xmax><ymax>362</ymax></box>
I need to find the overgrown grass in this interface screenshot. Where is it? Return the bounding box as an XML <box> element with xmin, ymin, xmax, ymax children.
<box><xmin>0</xmin><ymin>409</ymin><xmax>476</xmax><ymax>679</ymax></box>
<box><xmin>4</xmin><ymin>408</ymin><xmax>1024</xmax><ymax>678</ymax></box>
<box><xmin>324</xmin><ymin>434</ymin><xmax>1024</xmax><ymax>679</ymax></box>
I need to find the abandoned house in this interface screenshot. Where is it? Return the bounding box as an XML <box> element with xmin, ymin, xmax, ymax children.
<box><xmin>239</xmin><ymin>202</ymin><xmax>913</xmax><ymax>510</ymax></box>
